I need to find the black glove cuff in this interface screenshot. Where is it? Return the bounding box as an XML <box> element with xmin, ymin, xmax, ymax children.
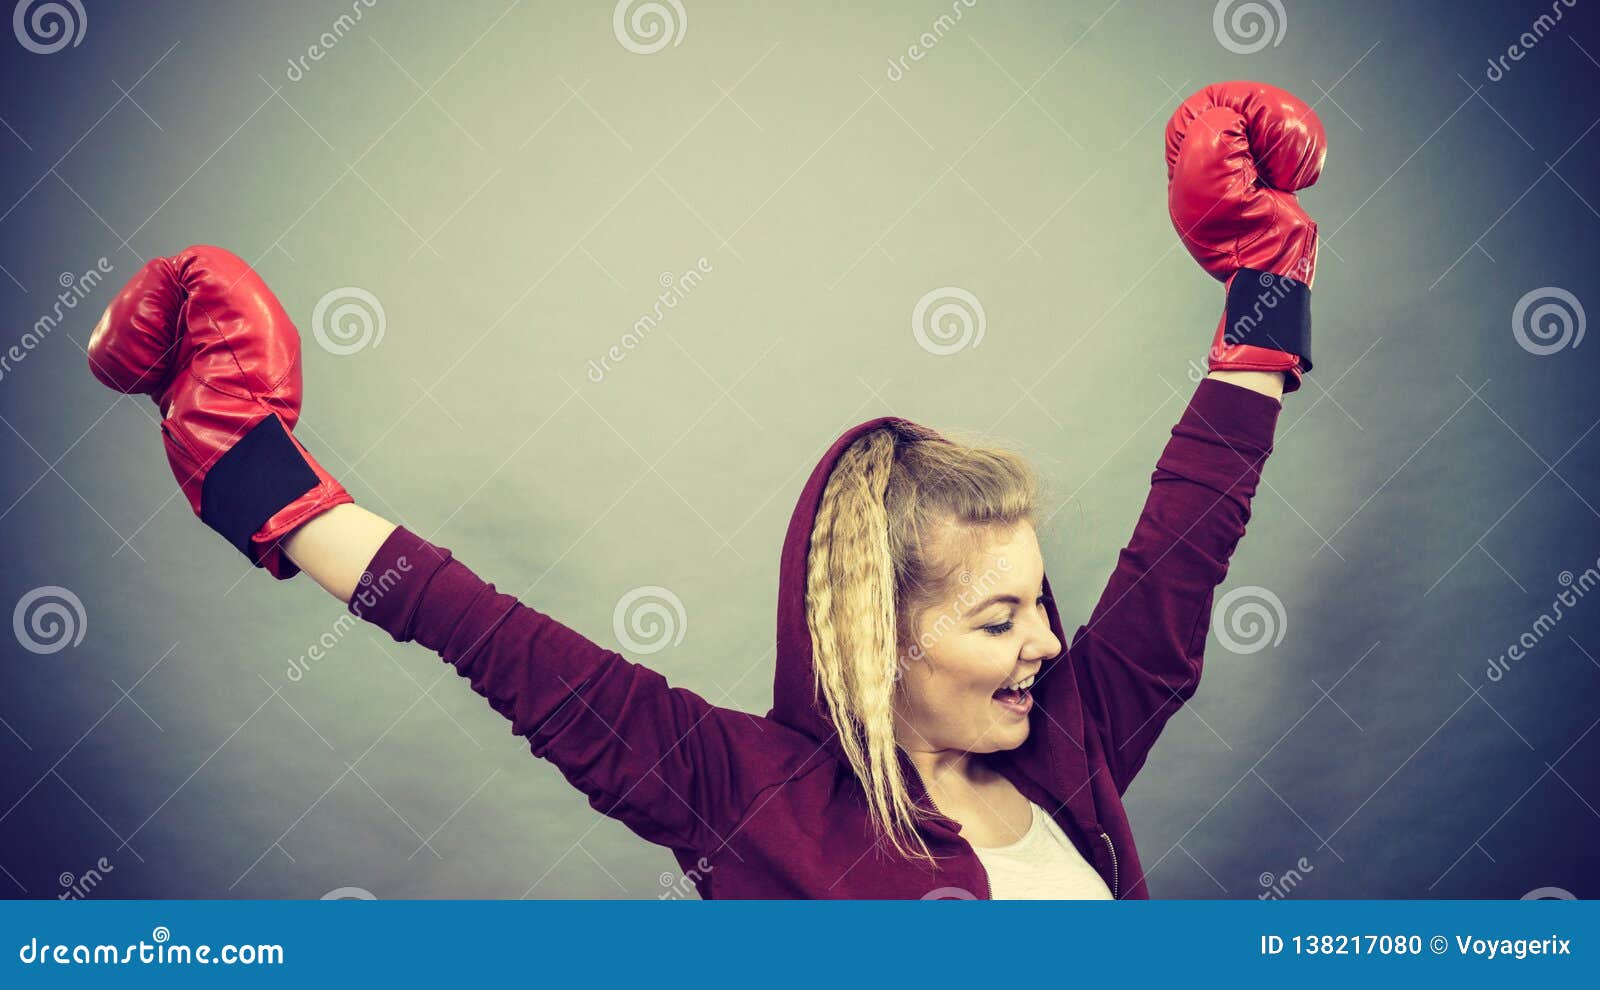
<box><xmin>1223</xmin><ymin>267</ymin><xmax>1313</xmax><ymax>374</ymax></box>
<box><xmin>200</xmin><ymin>414</ymin><xmax>319</xmax><ymax>560</ymax></box>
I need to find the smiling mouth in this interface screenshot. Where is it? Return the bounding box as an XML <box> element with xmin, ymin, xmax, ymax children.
<box><xmin>992</xmin><ymin>672</ymin><xmax>1037</xmax><ymax>706</ymax></box>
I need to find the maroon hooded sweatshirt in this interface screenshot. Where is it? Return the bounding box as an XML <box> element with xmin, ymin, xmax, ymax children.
<box><xmin>348</xmin><ymin>377</ymin><xmax>1281</xmax><ymax>898</ymax></box>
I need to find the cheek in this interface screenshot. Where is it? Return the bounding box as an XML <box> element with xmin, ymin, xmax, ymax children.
<box><xmin>902</xmin><ymin>637</ymin><xmax>1013</xmax><ymax>716</ymax></box>
<box><xmin>932</xmin><ymin>642</ymin><xmax>1011</xmax><ymax>701</ymax></box>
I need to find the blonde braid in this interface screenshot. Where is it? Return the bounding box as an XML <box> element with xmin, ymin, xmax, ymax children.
<box><xmin>806</xmin><ymin>428</ymin><xmax>935</xmax><ymax>865</ymax></box>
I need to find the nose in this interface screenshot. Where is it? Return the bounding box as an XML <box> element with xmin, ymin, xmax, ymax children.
<box><xmin>1020</xmin><ymin>606</ymin><xmax>1062</xmax><ymax>663</ymax></box>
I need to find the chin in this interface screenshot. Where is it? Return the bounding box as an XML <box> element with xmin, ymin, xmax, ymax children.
<box><xmin>971</xmin><ymin>722</ymin><xmax>1030</xmax><ymax>753</ymax></box>
<box><xmin>998</xmin><ymin>724</ymin><xmax>1031</xmax><ymax>750</ymax></box>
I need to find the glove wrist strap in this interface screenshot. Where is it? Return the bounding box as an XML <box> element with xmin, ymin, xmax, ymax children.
<box><xmin>200</xmin><ymin>414</ymin><xmax>320</xmax><ymax>560</ymax></box>
<box><xmin>1222</xmin><ymin>267</ymin><xmax>1313</xmax><ymax>373</ymax></box>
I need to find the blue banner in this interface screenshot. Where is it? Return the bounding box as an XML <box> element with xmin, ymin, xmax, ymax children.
<box><xmin>1</xmin><ymin>900</ymin><xmax>1591</xmax><ymax>987</ymax></box>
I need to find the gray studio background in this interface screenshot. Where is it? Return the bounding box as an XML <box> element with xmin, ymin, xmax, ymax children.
<box><xmin>1</xmin><ymin>0</ymin><xmax>1597</xmax><ymax>899</ymax></box>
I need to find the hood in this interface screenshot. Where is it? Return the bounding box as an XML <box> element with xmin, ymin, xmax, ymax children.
<box><xmin>769</xmin><ymin>416</ymin><xmax>1082</xmax><ymax>782</ymax></box>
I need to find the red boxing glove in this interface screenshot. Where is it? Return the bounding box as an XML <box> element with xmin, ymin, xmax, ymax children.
<box><xmin>1165</xmin><ymin>80</ymin><xmax>1326</xmax><ymax>392</ymax></box>
<box><xmin>87</xmin><ymin>245</ymin><xmax>352</xmax><ymax>579</ymax></box>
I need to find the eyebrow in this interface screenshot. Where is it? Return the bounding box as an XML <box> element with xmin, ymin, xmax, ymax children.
<box><xmin>969</xmin><ymin>594</ymin><xmax>1021</xmax><ymax>613</ymax></box>
<box><xmin>969</xmin><ymin>583</ymin><xmax>1048</xmax><ymax>615</ymax></box>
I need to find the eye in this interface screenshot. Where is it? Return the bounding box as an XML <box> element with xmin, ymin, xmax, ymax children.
<box><xmin>981</xmin><ymin>620</ymin><xmax>1014</xmax><ymax>636</ymax></box>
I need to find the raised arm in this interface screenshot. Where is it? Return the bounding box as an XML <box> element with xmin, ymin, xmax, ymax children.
<box><xmin>1061</xmin><ymin>373</ymin><xmax>1281</xmax><ymax>794</ymax></box>
<box><xmin>327</xmin><ymin>519</ymin><xmax>812</xmax><ymax>855</ymax></box>
<box><xmin>1049</xmin><ymin>81</ymin><xmax>1325</xmax><ymax>793</ymax></box>
<box><xmin>87</xmin><ymin>246</ymin><xmax>810</xmax><ymax>859</ymax></box>
<box><xmin>280</xmin><ymin>501</ymin><xmax>790</xmax><ymax>853</ymax></box>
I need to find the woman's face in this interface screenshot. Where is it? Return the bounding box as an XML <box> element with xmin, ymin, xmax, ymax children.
<box><xmin>894</xmin><ymin>520</ymin><xmax>1063</xmax><ymax>757</ymax></box>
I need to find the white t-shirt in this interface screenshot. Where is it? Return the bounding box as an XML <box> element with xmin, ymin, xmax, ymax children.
<box><xmin>969</xmin><ymin>801</ymin><xmax>1114</xmax><ymax>900</ymax></box>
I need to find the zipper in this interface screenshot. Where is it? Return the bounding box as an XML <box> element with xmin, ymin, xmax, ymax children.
<box><xmin>1099</xmin><ymin>831</ymin><xmax>1119</xmax><ymax>899</ymax></box>
<box><xmin>903</xmin><ymin>755</ymin><xmax>991</xmax><ymax>900</ymax></box>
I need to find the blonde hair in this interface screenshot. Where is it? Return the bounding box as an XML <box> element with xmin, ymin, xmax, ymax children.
<box><xmin>804</xmin><ymin>422</ymin><xmax>1040</xmax><ymax>864</ymax></box>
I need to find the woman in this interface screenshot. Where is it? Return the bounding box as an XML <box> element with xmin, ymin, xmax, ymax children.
<box><xmin>86</xmin><ymin>81</ymin><xmax>1323</xmax><ymax>899</ymax></box>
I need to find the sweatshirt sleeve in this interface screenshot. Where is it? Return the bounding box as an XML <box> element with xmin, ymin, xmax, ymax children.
<box><xmin>346</xmin><ymin>527</ymin><xmax>811</xmax><ymax>856</ymax></box>
<box><xmin>1061</xmin><ymin>377</ymin><xmax>1282</xmax><ymax>795</ymax></box>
